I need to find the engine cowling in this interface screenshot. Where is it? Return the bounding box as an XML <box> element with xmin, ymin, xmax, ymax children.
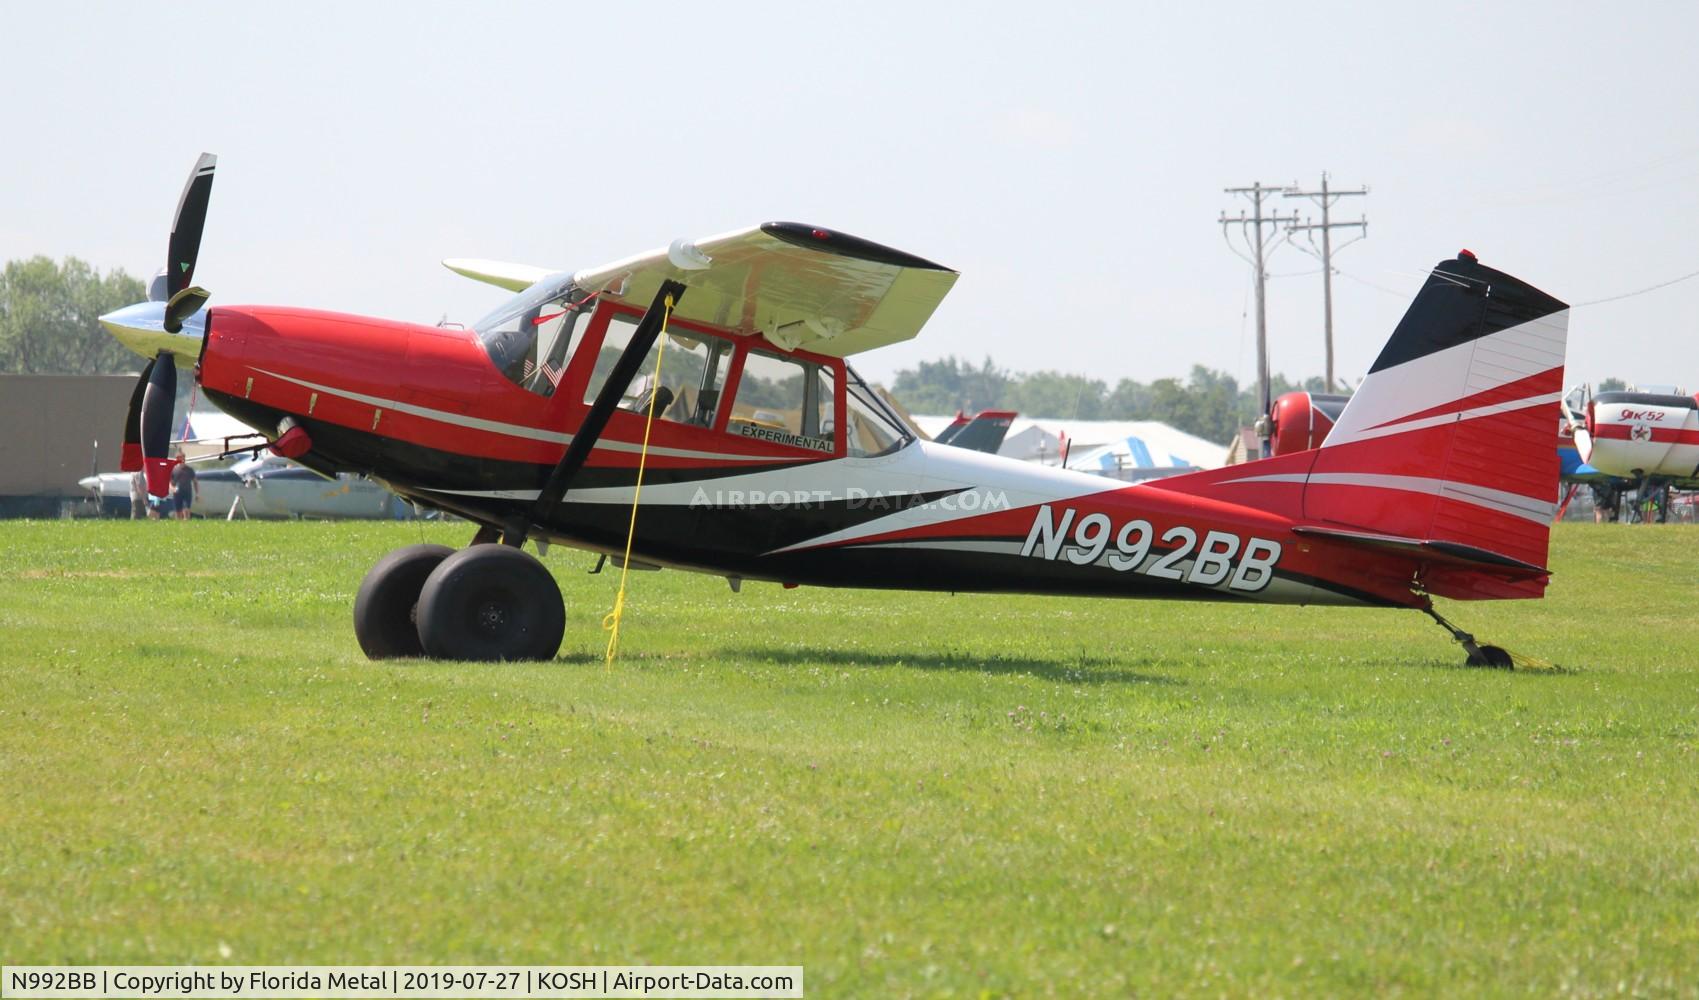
<box><xmin>1582</xmin><ymin>390</ymin><xmax>1699</xmax><ymax>479</ymax></box>
<box><xmin>1266</xmin><ymin>391</ymin><xmax>1351</xmax><ymax>457</ymax></box>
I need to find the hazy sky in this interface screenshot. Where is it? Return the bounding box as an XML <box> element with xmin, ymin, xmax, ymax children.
<box><xmin>5</xmin><ymin>2</ymin><xmax>1698</xmax><ymax>393</ymax></box>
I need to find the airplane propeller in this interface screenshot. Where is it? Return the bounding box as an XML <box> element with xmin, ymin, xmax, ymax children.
<box><xmin>152</xmin><ymin>152</ymin><xmax>217</xmax><ymax>332</ymax></box>
<box><xmin>120</xmin><ymin>153</ymin><xmax>215</xmax><ymax>494</ymax></box>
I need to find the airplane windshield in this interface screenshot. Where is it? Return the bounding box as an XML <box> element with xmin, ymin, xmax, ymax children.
<box><xmin>473</xmin><ymin>274</ymin><xmax>592</xmax><ymax>395</ymax></box>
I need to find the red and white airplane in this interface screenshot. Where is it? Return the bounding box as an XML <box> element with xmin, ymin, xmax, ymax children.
<box><xmin>101</xmin><ymin>156</ymin><xmax>1571</xmax><ymax>667</ymax></box>
<box><xmin>1562</xmin><ymin>385</ymin><xmax>1699</xmax><ymax>517</ymax></box>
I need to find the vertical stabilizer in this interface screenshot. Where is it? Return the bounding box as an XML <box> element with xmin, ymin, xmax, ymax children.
<box><xmin>1299</xmin><ymin>251</ymin><xmax>1569</xmax><ymax>572</ymax></box>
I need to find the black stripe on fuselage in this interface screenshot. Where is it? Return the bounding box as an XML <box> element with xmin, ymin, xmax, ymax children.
<box><xmin>816</xmin><ymin>534</ymin><xmax>1402</xmax><ymax>607</ymax></box>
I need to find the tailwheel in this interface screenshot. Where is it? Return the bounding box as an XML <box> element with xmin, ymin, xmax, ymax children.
<box><xmin>415</xmin><ymin>545</ymin><xmax>565</xmax><ymax>661</ymax></box>
<box><xmin>353</xmin><ymin>543</ymin><xmax>455</xmax><ymax>659</ymax></box>
<box><xmin>1469</xmin><ymin>644</ymin><xmax>1514</xmax><ymax>669</ymax></box>
<box><xmin>1422</xmin><ymin>601</ymin><xmax>1515</xmax><ymax>670</ymax></box>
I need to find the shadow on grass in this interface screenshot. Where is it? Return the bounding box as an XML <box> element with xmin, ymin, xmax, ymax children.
<box><xmin>715</xmin><ymin>645</ymin><xmax>1182</xmax><ymax>686</ymax></box>
<box><xmin>1412</xmin><ymin>655</ymin><xmax>1577</xmax><ymax>675</ymax></box>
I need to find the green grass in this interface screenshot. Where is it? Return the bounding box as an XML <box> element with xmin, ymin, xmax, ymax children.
<box><xmin>1</xmin><ymin>521</ymin><xmax>1696</xmax><ymax>997</ymax></box>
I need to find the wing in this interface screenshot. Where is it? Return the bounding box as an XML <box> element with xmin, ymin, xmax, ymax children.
<box><xmin>442</xmin><ymin>258</ymin><xmax>558</xmax><ymax>293</ymax></box>
<box><xmin>570</xmin><ymin>222</ymin><xmax>958</xmax><ymax>358</ymax></box>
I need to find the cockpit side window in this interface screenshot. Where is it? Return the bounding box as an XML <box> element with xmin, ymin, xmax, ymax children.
<box><xmin>724</xmin><ymin>350</ymin><xmax>835</xmax><ymax>454</ymax></box>
<box><xmin>583</xmin><ymin>312</ymin><xmax>732</xmax><ymax>429</ymax></box>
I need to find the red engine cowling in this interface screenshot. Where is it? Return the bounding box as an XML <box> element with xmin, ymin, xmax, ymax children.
<box><xmin>1267</xmin><ymin>391</ymin><xmax>1351</xmax><ymax>457</ymax></box>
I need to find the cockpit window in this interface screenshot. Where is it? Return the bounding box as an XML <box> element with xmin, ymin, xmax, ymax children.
<box><xmin>843</xmin><ymin>364</ymin><xmax>913</xmax><ymax>457</ymax></box>
<box><xmin>473</xmin><ymin>274</ymin><xmax>593</xmax><ymax>395</ymax></box>
<box><xmin>725</xmin><ymin>350</ymin><xmax>835</xmax><ymax>453</ymax></box>
<box><xmin>584</xmin><ymin>312</ymin><xmax>733</xmax><ymax>428</ymax></box>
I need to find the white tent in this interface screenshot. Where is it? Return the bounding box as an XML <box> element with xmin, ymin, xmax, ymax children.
<box><xmin>913</xmin><ymin>415</ymin><xmax>1226</xmax><ymax>479</ymax></box>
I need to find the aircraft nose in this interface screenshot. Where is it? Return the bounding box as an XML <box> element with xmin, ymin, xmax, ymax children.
<box><xmin>98</xmin><ymin>300</ymin><xmax>207</xmax><ymax>362</ymax></box>
<box><xmin>77</xmin><ymin>475</ymin><xmax>100</xmax><ymax>491</ymax></box>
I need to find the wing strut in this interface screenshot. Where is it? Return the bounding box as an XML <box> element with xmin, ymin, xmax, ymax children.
<box><xmin>511</xmin><ymin>279</ymin><xmax>688</xmax><ymax>543</ymax></box>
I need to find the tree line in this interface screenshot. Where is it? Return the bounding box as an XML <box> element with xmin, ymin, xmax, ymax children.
<box><xmin>0</xmin><ymin>256</ymin><xmax>146</xmax><ymax>375</ymax></box>
<box><xmin>889</xmin><ymin>356</ymin><xmax>1338</xmax><ymax>444</ymax></box>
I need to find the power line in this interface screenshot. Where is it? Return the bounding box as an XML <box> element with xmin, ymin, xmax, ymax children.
<box><xmin>1336</xmin><ymin>261</ymin><xmax>1699</xmax><ymax>309</ymax></box>
<box><xmin>1574</xmin><ymin>265</ymin><xmax>1699</xmax><ymax>306</ymax></box>
<box><xmin>1284</xmin><ymin>174</ymin><xmax>1367</xmax><ymax>392</ymax></box>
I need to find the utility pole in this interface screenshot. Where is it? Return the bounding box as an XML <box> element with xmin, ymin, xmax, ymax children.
<box><xmin>1284</xmin><ymin>174</ymin><xmax>1367</xmax><ymax>393</ymax></box>
<box><xmin>1220</xmin><ymin>183</ymin><xmax>1298</xmax><ymax>458</ymax></box>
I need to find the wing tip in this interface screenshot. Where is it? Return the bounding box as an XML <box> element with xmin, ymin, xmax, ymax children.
<box><xmin>759</xmin><ymin>221</ymin><xmax>955</xmax><ymax>273</ymax></box>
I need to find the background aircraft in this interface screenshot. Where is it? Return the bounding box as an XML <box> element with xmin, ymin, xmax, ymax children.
<box><xmin>929</xmin><ymin>409</ymin><xmax>1017</xmax><ymax>454</ymax></box>
<box><xmin>918</xmin><ymin>411</ymin><xmax>1225</xmax><ymax>481</ymax></box>
<box><xmin>79</xmin><ymin>453</ymin><xmax>420</xmax><ymax>520</ymax></box>
<box><xmin>1562</xmin><ymin>384</ymin><xmax>1698</xmax><ymax>522</ymax></box>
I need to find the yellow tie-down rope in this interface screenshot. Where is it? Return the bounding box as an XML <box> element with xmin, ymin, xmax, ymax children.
<box><xmin>602</xmin><ymin>294</ymin><xmax>673</xmax><ymax>665</ymax></box>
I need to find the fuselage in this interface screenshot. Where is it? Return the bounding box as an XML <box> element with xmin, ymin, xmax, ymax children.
<box><xmin>184</xmin><ymin>300</ymin><xmax>1443</xmax><ymax>610</ymax></box>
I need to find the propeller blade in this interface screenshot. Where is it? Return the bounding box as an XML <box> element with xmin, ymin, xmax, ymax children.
<box><xmin>1559</xmin><ymin>395</ymin><xmax>1594</xmax><ymax>462</ymax></box>
<box><xmin>139</xmin><ymin>352</ymin><xmax>178</xmax><ymax>497</ymax></box>
<box><xmin>163</xmin><ymin>286</ymin><xmax>211</xmax><ymax>334</ymax></box>
<box><xmin>166</xmin><ymin>153</ymin><xmax>217</xmax><ymax>300</ymax></box>
<box><xmin>120</xmin><ymin>358</ymin><xmax>156</xmax><ymax>472</ymax></box>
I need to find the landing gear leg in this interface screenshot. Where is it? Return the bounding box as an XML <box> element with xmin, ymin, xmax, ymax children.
<box><xmin>1422</xmin><ymin>600</ymin><xmax>1513</xmax><ymax>669</ymax></box>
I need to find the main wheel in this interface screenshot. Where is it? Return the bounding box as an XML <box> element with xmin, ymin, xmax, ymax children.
<box><xmin>415</xmin><ymin>545</ymin><xmax>565</xmax><ymax>661</ymax></box>
<box><xmin>353</xmin><ymin>543</ymin><xmax>456</xmax><ymax>659</ymax></box>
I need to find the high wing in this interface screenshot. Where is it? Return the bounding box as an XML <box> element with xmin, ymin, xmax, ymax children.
<box><xmin>447</xmin><ymin>223</ymin><xmax>958</xmax><ymax>358</ymax></box>
<box><xmin>575</xmin><ymin>222</ymin><xmax>956</xmax><ymax>357</ymax></box>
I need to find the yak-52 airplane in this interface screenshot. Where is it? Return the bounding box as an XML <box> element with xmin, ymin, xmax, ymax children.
<box><xmin>100</xmin><ymin>155</ymin><xmax>1571</xmax><ymax>667</ymax></box>
<box><xmin>1561</xmin><ymin>384</ymin><xmax>1698</xmax><ymax>521</ymax></box>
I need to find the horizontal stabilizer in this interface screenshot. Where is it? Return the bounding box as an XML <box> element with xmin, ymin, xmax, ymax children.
<box><xmin>1291</xmin><ymin>525</ymin><xmax>1549</xmax><ymax>578</ymax></box>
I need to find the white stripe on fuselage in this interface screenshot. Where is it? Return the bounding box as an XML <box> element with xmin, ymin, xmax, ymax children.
<box><xmin>1345</xmin><ymin>391</ymin><xmax>1562</xmax><ymax>443</ymax></box>
<box><xmin>415</xmin><ymin>439</ymin><xmax>1129</xmax><ymax>555</ymax></box>
<box><xmin>766</xmin><ymin>442</ymin><xmax>1127</xmax><ymax>554</ymax></box>
<box><xmin>1221</xmin><ymin>471</ymin><xmax>1555</xmax><ymax>523</ymax></box>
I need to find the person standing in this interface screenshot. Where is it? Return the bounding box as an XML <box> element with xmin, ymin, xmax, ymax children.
<box><xmin>170</xmin><ymin>449</ymin><xmax>198</xmax><ymax>520</ymax></box>
<box><xmin>129</xmin><ymin>470</ymin><xmax>148</xmax><ymax>519</ymax></box>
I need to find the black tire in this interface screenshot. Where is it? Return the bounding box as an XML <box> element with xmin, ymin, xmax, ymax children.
<box><xmin>1480</xmin><ymin>645</ymin><xmax>1514</xmax><ymax>669</ymax></box>
<box><xmin>415</xmin><ymin>545</ymin><xmax>565</xmax><ymax>662</ymax></box>
<box><xmin>353</xmin><ymin>543</ymin><xmax>455</xmax><ymax>659</ymax></box>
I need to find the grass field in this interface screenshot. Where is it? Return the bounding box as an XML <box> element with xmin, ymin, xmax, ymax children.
<box><xmin>1</xmin><ymin>520</ymin><xmax>1695</xmax><ymax>997</ymax></box>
